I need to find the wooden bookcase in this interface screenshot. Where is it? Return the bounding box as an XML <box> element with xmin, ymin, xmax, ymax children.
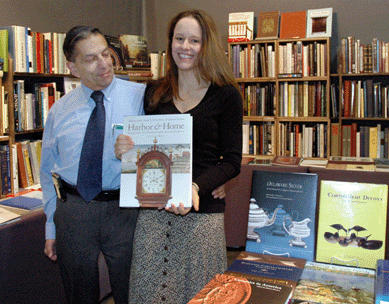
<box><xmin>229</xmin><ymin>37</ymin><xmax>331</xmax><ymax>159</ymax></box>
<box><xmin>331</xmin><ymin>71</ymin><xmax>389</xmax><ymax>158</ymax></box>
<box><xmin>1</xmin><ymin>58</ymin><xmax>151</xmax><ymax>195</ymax></box>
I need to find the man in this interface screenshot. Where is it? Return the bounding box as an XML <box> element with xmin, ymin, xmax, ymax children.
<box><xmin>40</xmin><ymin>26</ymin><xmax>145</xmax><ymax>304</ymax></box>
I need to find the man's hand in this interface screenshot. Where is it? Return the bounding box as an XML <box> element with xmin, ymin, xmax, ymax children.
<box><xmin>114</xmin><ymin>134</ymin><xmax>134</xmax><ymax>160</ymax></box>
<box><xmin>44</xmin><ymin>239</ymin><xmax>57</xmax><ymax>261</ymax></box>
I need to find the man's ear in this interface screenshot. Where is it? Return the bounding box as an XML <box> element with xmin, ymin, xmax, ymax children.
<box><xmin>66</xmin><ymin>61</ymin><xmax>80</xmax><ymax>78</ymax></box>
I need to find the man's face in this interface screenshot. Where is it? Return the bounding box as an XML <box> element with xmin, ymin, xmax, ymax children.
<box><xmin>67</xmin><ymin>34</ymin><xmax>114</xmax><ymax>91</ymax></box>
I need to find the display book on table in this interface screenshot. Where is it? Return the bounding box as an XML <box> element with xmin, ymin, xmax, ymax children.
<box><xmin>316</xmin><ymin>180</ymin><xmax>387</xmax><ymax>270</ymax></box>
<box><xmin>188</xmin><ymin>251</ymin><xmax>306</xmax><ymax>304</ymax></box>
<box><xmin>375</xmin><ymin>259</ymin><xmax>389</xmax><ymax>304</ymax></box>
<box><xmin>119</xmin><ymin>114</ymin><xmax>192</xmax><ymax>208</ymax></box>
<box><xmin>290</xmin><ymin>260</ymin><xmax>375</xmax><ymax>304</ymax></box>
<box><xmin>0</xmin><ymin>190</ymin><xmax>42</xmax><ymax>211</ymax></box>
<box><xmin>246</xmin><ymin>170</ymin><xmax>318</xmax><ymax>261</ymax></box>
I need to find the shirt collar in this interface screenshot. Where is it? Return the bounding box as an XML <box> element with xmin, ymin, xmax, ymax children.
<box><xmin>80</xmin><ymin>76</ymin><xmax>117</xmax><ymax>104</ymax></box>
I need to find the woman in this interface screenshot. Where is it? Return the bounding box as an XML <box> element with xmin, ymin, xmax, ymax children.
<box><xmin>115</xmin><ymin>9</ymin><xmax>243</xmax><ymax>303</ymax></box>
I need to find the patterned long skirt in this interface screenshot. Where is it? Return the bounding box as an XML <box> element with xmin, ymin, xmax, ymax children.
<box><xmin>128</xmin><ymin>209</ymin><xmax>227</xmax><ymax>304</ymax></box>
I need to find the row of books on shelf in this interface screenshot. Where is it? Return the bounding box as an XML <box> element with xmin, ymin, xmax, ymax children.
<box><xmin>278</xmin><ymin>81</ymin><xmax>327</xmax><ymax>117</ymax></box>
<box><xmin>339</xmin><ymin>79</ymin><xmax>389</xmax><ymax>119</ymax></box>
<box><xmin>230</xmin><ymin>43</ymin><xmax>276</xmax><ymax>78</ymax></box>
<box><xmin>0</xmin><ymin>26</ymin><xmax>68</xmax><ymax>74</ymax></box>
<box><xmin>0</xmin><ymin>140</ymin><xmax>42</xmax><ymax>200</ymax></box>
<box><xmin>340</xmin><ymin>36</ymin><xmax>389</xmax><ymax>74</ymax></box>
<box><xmin>228</xmin><ymin>8</ymin><xmax>333</xmax><ymax>43</ymax></box>
<box><xmin>229</xmin><ymin>39</ymin><xmax>328</xmax><ymax>80</ymax></box>
<box><xmin>242</xmin><ymin>122</ymin><xmax>329</xmax><ymax>159</ymax></box>
<box><xmin>332</xmin><ymin>122</ymin><xmax>389</xmax><ymax>159</ymax></box>
<box><xmin>240</xmin><ymin>83</ymin><xmax>275</xmax><ymax>116</ymax></box>
<box><xmin>12</xmin><ymin>80</ymin><xmax>61</xmax><ymax>131</ymax></box>
<box><xmin>278</xmin><ymin>40</ymin><xmax>328</xmax><ymax>77</ymax></box>
<box><xmin>242</xmin><ymin>121</ymin><xmax>274</xmax><ymax>156</ymax></box>
<box><xmin>0</xmin><ymin>25</ymin><xmax>152</xmax><ymax>74</ymax></box>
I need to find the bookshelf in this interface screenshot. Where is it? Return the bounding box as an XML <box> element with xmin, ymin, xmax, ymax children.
<box><xmin>229</xmin><ymin>37</ymin><xmax>331</xmax><ymax>159</ymax></box>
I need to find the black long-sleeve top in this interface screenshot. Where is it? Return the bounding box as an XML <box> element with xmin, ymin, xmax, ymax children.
<box><xmin>144</xmin><ymin>83</ymin><xmax>243</xmax><ymax>213</ymax></box>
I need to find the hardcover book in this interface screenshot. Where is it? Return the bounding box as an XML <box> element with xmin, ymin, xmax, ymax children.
<box><xmin>189</xmin><ymin>251</ymin><xmax>306</xmax><ymax>304</ymax></box>
<box><xmin>0</xmin><ymin>195</ymin><xmax>42</xmax><ymax>210</ymax></box>
<box><xmin>316</xmin><ymin>180</ymin><xmax>388</xmax><ymax>269</ymax></box>
<box><xmin>228</xmin><ymin>12</ymin><xmax>254</xmax><ymax>42</ymax></box>
<box><xmin>256</xmin><ymin>11</ymin><xmax>280</xmax><ymax>40</ymax></box>
<box><xmin>291</xmin><ymin>261</ymin><xmax>375</xmax><ymax>304</ymax></box>
<box><xmin>118</xmin><ymin>34</ymin><xmax>150</xmax><ymax>69</ymax></box>
<box><xmin>306</xmin><ymin>7</ymin><xmax>333</xmax><ymax>38</ymax></box>
<box><xmin>271</xmin><ymin>155</ymin><xmax>301</xmax><ymax>166</ymax></box>
<box><xmin>279</xmin><ymin>11</ymin><xmax>307</xmax><ymax>39</ymax></box>
<box><xmin>246</xmin><ymin>170</ymin><xmax>318</xmax><ymax>261</ymax></box>
<box><xmin>105</xmin><ymin>35</ymin><xmax>125</xmax><ymax>70</ymax></box>
<box><xmin>375</xmin><ymin>259</ymin><xmax>389</xmax><ymax>304</ymax></box>
<box><xmin>0</xmin><ymin>206</ymin><xmax>20</xmax><ymax>225</ymax></box>
<box><xmin>119</xmin><ymin>114</ymin><xmax>192</xmax><ymax>208</ymax></box>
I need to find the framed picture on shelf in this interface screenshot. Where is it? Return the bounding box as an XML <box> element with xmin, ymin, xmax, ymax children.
<box><xmin>306</xmin><ymin>7</ymin><xmax>333</xmax><ymax>38</ymax></box>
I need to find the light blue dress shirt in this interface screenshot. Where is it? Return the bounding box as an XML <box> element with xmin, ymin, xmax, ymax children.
<box><xmin>40</xmin><ymin>76</ymin><xmax>145</xmax><ymax>239</ymax></box>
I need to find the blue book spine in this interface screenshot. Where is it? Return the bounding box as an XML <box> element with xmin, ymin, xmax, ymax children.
<box><xmin>375</xmin><ymin>259</ymin><xmax>389</xmax><ymax>303</ymax></box>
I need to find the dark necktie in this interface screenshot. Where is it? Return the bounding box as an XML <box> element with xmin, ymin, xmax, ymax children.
<box><xmin>77</xmin><ymin>91</ymin><xmax>106</xmax><ymax>202</ymax></box>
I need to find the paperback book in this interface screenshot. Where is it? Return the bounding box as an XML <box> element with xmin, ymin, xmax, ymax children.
<box><xmin>291</xmin><ymin>261</ymin><xmax>375</xmax><ymax>304</ymax></box>
<box><xmin>246</xmin><ymin>170</ymin><xmax>318</xmax><ymax>261</ymax></box>
<box><xmin>189</xmin><ymin>251</ymin><xmax>306</xmax><ymax>304</ymax></box>
<box><xmin>0</xmin><ymin>206</ymin><xmax>20</xmax><ymax>225</ymax></box>
<box><xmin>316</xmin><ymin>180</ymin><xmax>388</xmax><ymax>269</ymax></box>
<box><xmin>119</xmin><ymin>114</ymin><xmax>192</xmax><ymax>208</ymax></box>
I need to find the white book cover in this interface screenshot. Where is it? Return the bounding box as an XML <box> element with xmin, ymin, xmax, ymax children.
<box><xmin>120</xmin><ymin>114</ymin><xmax>192</xmax><ymax>208</ymax></box>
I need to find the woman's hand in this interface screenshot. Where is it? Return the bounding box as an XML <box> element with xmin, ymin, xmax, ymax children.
<box><xmin>212</xmin><ymin>184</ymin><xmax>226</xmax><ymax>199</ymax></box>
<box><xmin>114</xmin><ymin>134</ymin><xmax>134</xmax><ymax>160</ymax></box>
<box><xmin>165</xmin><ymin>183</ymin><xmax>200</xmax><ymax>215</ymax></box>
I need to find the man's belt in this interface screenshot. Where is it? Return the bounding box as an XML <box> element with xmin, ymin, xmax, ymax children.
<box><xmin>61</xmin><ymin>178</ymin><xmax>120</xmax><ymax>201</ymax></box>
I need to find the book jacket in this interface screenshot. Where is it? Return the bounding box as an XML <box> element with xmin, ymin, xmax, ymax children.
<box><xmin>119</xmin><ymin>114</ymin><xmax>192</xmax><ymax>208</ymax></box>
<box><xmin>119</xmin><ymin>34</ymin><xmax>150</xmax><ymax>68</ymax></box>
<box><xmin>256</xmin><ymin>11</ymin><xmax>280</xmax><ymax>40</ymax></box>
<box><xmin>375</xmin><ymin>259</ymin><xmax>389</xmax><ymax>304</ymax></box>
<box><xmin>246</xmin><ymin>171</ymin><xmax>318</xmax><ymax>261</ymax></box>
<box><xmin>292</xmin><ymin>261</ymin><xmax>375</xmax><ymax>304</ymax></box>
<box><xmin>228</xmin><ymin>12</ymin><xmax>254</xmax><ymax>42</ymax></box>
<box><xmin>316</xmin><ymin>181</ymin><xmax>388</xmax><ymax>269</ymax></box>
<box><xmin>189</xmin><ymin>251</ymin><xmax>306</xmax><ymax>304</ymax></box>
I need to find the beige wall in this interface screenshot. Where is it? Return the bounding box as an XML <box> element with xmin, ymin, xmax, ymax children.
<box><xmin>145</xmin><ymin>0</ymin><xmax>389</xmax><ymax>68</ymax></box>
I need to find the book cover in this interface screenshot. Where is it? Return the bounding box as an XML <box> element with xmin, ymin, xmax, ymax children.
<box><xmin>105</xmin><ymin>35</ymin><xmax>125</xmax><ymax>70</ymax></box>
<box><xmin>118</xmin><ymin>34</ymin><xmax>150</xmax><ymax>69</ymax></box>
<box><xmin>346</xmin><ymin>164</ymin><xmax>376</xmax><ymax>171</ymax></box>
<box><xmin>375</xmin><ymin>259</ymin><xmax>389</xmax><ymax>304</ymax></box>
<box><xmin>119</xmin><ymin>114</ymin><xmax>192</xmax><ymax>208</ymax></box>
<box><xmin>0</xmin><ymin>195</ymin><xmax>42</xmax><ymax>210</ymax></box>
<box><xmin>228</xmin><ymin>12</ymin><xmax>255</xmax><ymax>42</ymax></box>
<box><xmin>221</xmin><ymin>251</ymin><xmax>305</xmax><ymax>304</ymax></box>
<box><xmin>299</xmin><ymin>159</ymin><xmax>328</xmax><ymax>167</ymax></box>
<box><xmin>256</xmin><ymin>11</ymin><xmax>280</xmax><ymax>40</ymax></box>
<box><xmin>0</xmin><ymin>206</ymin><xmax>20</xmax><ymax>225</ymax></box>
<box><xmin>328</xmin><ymin>156</ymin><xmax>374</xmax><ymax>164</ymax></box>
<box><xmin>271</xmin><ymin>155</ymin><xmax>301</xmax><ymax>166</ymax></box>
<box><xmin>316</xmin><ymin>180</ymin><xmax>388</xmax><ymax>269</ymax></box>
<box><xmin>246</xmin><ymin>170</ymin><xmax>318</xmax><ymax>261</ymax></box>
<box><xmin>291</xmin><ymin>261</ymin><xmax>375</xmax><ymax>304</ymax></box>
<box><xmin>279</xmin><ymin>11</ymin><xmax>307</xmax><ymax>39</ymax></box>
<box><xmin>306</xmin><ymin>7</ymin><xmax>333</xmax><ymax>38</ymax></box>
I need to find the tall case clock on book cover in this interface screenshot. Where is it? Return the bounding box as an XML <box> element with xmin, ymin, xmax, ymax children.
<box><xmin>316</xmin><ymin>180</ymin><xmax>388</xmax><ymax>269</ymax></box>
<box><xmin>246</xmin><ymin>170</ymin><xmax>318</xmax><ymax>261</ymax></box>
<box><xmin>119</xmin><ymin>114</ymin><xmax>192</xmax><ymax>208</ymax></box>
